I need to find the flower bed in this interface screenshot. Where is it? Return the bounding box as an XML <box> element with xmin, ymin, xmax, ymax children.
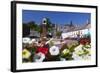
<box><xmin>22</xmin><ymin>37</ymin><xmax>91</xmax><ymax>63</ymax></box>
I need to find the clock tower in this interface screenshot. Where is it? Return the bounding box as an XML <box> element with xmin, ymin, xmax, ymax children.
<box><xmin>41</xmin><ymin>18</ymin><xmax>47</xmax><ymax>38</ymax></box>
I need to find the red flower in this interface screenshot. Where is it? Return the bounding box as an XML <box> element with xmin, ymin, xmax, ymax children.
<box><xmin>80</xmin><ymin>38</ymin><xmax>90</xmax><ymax>45</ymax></box>
<box><xmin>36</xmin><ymin>47</ymin><xmax>48</xmax><ymax>55</ymax></box>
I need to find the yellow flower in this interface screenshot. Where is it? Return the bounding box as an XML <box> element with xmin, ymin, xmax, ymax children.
<box><xmin>22</xmin><ymin>49</ymin><xmax>31</xmax><ymax>59</ymax></box>
<box><xmin>62</xmin><ymin>49</ymin><xmax>69</xmax><ymax>55</ymax></box>
<box><xmin>76</xmin><ymin>50</ymin><xmax>84</xmax><ymax>56</ymax></box>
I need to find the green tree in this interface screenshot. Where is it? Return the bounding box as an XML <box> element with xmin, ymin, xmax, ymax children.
<box><xmin>27</xmin><ymin>21</ymin><xmax>40</xmax><ymax>32</ymax></box>
<box><xmin>45</xmin><ymin>18</ymin><xmax>53</xmax><ymax>32</ymax></box>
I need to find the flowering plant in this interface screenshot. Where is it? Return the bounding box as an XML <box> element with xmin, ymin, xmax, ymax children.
<box><xmin>33</xmin><ymin>52</ymin><xmax>45</xmax><ymax>62</ymax></box>
<box><xmin>23</xmin><ymin>37</ymin><xmax>30</xmax><ymax>44</ymax></box>
<box><xmin>60</xmin><ymin>48</ymin><xmax>73</xmax><ymax>60</ymax></box>
<box><xmin>49</xmin><ymin>46</ymin><xmax>60</xmax><ymax>56</ymax></box>
<box><xmin>22</xmin><ymin>37</ymin><xmax>91</xmax><ymax>62</ymax></box>
<box><xmin>22</xmin><ymin>49</ymin><xmax>31</xmax><ymax>59</ymax></box>
<box><xmin>36</xmin><ymin>47</ymin><xmax>49</xmax><ymax>55</ymax></box>
<box><xmin>72</xmin><ymin>44</ymin><xmax>91</xmax><ymax>60</ymax></box>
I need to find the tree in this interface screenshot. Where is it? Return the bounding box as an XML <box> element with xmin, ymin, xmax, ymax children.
<box><xmin>45</xmin><ymin>18</ymin><xmax>53</xmax><ymax>33</ymax></box>
<box><xmin>28</xmin><ymin>21</ymin><xmax>36</xmax><ymax>29</ymax></box>
<box><xmin>23</xmin><ymin>23</ymin><xmax>30</xmax><ymax>37</ymax></box>
<box><xmin>27</xmin><ymin>21</ymin><xmax>40</xmax><ymax>33</ymax></box>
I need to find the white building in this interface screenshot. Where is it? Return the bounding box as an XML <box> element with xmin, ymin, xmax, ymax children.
<box><xmin>61</xmin><ymin>24</ymin><xmax>91</xmax><ymax>39</ymax></box>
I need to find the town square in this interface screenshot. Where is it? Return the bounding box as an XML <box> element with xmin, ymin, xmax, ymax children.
<box><xmin>22</xmin><ymin>10</ymin><xmax>91</xmax><ymax>63</ymax></box>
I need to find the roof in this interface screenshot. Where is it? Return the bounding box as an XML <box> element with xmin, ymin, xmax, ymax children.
<box><xmin>63</xmin><ymin>24</ymin><xmax>91</xmax><ymax>33</ymax></box>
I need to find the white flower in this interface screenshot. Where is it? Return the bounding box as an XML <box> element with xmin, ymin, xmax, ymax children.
<box><xmin>49</xmin><ymin>46</ymin><xmax>60</xmax><ymax>56</ymax></box>
<box><xmin>23</xmin><ymin>37</ymin><xmax>30</xmax><ymax>44</ymax></box>
<box><xmin>82</xmin><ymin>55</ymin><xmax>91</xmax><ymax>60</ymax></box>
<box><xmin>29</xmin><ymin>39</ymin><xmax>36</xmax><ymax>44</ymax></box>
<box><xmin>72</xmin><ymin>45</ymin><xmax>84</xmax><ymax>60</ymax></box>
<box><xmin>31</xmin><ymin>39</ymin><xmax>36</xmax><ymax>42</ymax></box>
<box><xmin>22</xmin><ymin>49</ymin><xmax>31</xmax><ymax>59</ymax></box>
<box><xmin>72</xmin><ymin>52</ymin><xmax>82</xmax><ymax>60</ymax></box>
<box><xmin>34</xmin><ymin>52</ymin><xmax>45</xmax><ymax>62</ymax></box>
<box><xmin>72</xmin><ymin>45</ymin><xmax>91</xmax><ymax>60</ymax></box>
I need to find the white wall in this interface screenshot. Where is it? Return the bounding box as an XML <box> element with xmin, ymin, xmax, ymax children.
<box><xmin>61</xmin><ymin>29</ymin><xmax>89</xmax><ymax>39</ymax></box>
<box><xmin>0</xmin><ymin>0</ymin><xmax>99</xmax><ymax>73</ymax></box>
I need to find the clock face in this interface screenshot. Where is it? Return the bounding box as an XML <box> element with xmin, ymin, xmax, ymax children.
<box><xmin>42</xmin><ymin>18</ymin><xmax>47</xmax><ymax>25</ymax></box>
<box><xmin>43</xmin><ymin>20</ymin><xmax>46</xmax><ymax>24</ymax></box>
<box><xmin>43</xmin><ymin>20</ymin><xmax>47</xmax><ymax>25</ymax></box>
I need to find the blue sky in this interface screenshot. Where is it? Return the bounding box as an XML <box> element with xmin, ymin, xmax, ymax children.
<box><xmin>22</xmin><ymin>10</ymin><xmax>91</xmax><ymax>26</ymax></box>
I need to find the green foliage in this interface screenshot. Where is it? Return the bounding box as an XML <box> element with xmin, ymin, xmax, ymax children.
<box><xmin>23</xmin><ymin>21</ymin><xmax>41</xmax><ymax>33</ymax></box>
<box><xmin>28</xmin><ymin>21</ymin><xmax>36</xmax><ymax>29</ymax></box>
<box><xmin>60</xmin><ymin>40</ymin><xmax>79</xmax><ymax>60</ymax></box>
<box><xmin>46</xmin><ymin>18</ymin><xmax>53</xmax><ymax>32</ymax></box>
<box><xmin>23</xmin><ymin>18</ymin><xmax>53</xmax><ymax>33</ymax></box>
